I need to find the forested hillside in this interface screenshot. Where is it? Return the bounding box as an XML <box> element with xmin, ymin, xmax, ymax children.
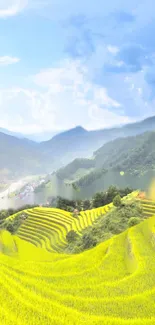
<box><xmin>57</xmin><ymin>131</ymin><xmax>155</xmax><ymax>190</ymax></box>
<box><xmin>94</xmin><ymin>131</ymin><xmax>155</xmax><ymax>171</ymax></box>
<box><xmin>56</xmin><ymin>158</ymin><xmax>95</xmax><ymax>180</ymax></box>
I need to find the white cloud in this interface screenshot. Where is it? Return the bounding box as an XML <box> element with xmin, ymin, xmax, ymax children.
<box><xmin>130</xmin><ymin>83</ymin><xmax>135</xmax><ymax>90</ymax></box>
<box><xmin>0</xmin><ymin>56</ymin><xmax>20</xmax><ymax>65</ymax></box>
<box><xmin>0</xmin><ymin>59</ymin><xmax>133</xmax><ymax>133</ymax></box>
<box><xmin>137</xmin><ymin>87</ymin><xmax>142</xmax><ymax>95</ymax></box>
<box><xmin>107</xmin><ymin>45</ymin><xmax>119</xmax><ymax>55</ymax></box>
<box><xmin>93</xmin><ymin>88</ymin><xmax>120</xmax><ymax>108</ymax></box>
<box><xmin>88</xmin><ymin>105</ymin><xmax>131</xmax><ymax>129</ymax></box>
<box><xmin>0</xmin><ymin>0</ymin><xmax>28</xmax><ymax>18</ymax></box>
<box><xmin>120</xmin><ymin>69</ymin><xmax>155</xmax><ymax>118</ymax></box>
<box><xmin>124</xmin><ymin>76</ymin><xmax>130</xmax><ymax>82</ymax></box>
<box><xmin>115</xmin><ymin>60</ymin><xmax>124</xmax><ymax>67</ymax></box>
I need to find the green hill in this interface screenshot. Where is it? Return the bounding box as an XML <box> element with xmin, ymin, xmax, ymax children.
<box><xmin>56</xmin><ymin>131</ymin><xmax>155</xmax><ymax>193</ymax></box>
<box><xmin>94</xmin><ymin>130</ymin><xmax>155</xmax><ymax>172</ymax></box>
<box><xmin>0</xmin><ymin>191</ymin><xmax>155</xmax><ymax>324</ymax></box>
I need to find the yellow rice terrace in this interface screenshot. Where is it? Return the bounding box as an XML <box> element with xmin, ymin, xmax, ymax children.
<box><xmin>0</xmin><ymin>191</ymin><xmax>155</xmax><ymax>324</ymax></box>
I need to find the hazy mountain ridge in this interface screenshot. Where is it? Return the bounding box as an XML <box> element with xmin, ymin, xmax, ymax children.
<box><xmin>0</xmin><ymin>127</ymin><xmax>61</xmax><ymax>142</ymax></box>
<box><xmin>1</xmin><ymin>115</ymin><xmax>155</xmax><ymax>180</ymax></box>
<box><xmin>0</xmin><ymin>132</ymin><xmax>50</xmax><ymax>179</ymax></box>
<box><xmin>40</xmin><ymin>116</ymin><xmax>155</xmax><ymax>168</ymax></box>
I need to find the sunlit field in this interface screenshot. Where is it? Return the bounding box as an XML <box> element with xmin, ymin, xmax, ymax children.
<box><xmin>0</xmin><ymin>191</ymin><xmax>155</xmax><ymax>325</ymax></box>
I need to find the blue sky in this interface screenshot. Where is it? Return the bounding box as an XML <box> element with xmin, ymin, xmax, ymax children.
<box><xmin>0</xmin><ymin>0</ymin><xmax>155</xmax><ymax>134</ymax></box>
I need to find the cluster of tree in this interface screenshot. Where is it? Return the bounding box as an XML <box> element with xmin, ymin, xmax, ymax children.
<box><xmin>0</xmin><ymin>204</ymin><xmax>39</xmax><ymax>227</ymax></box>
<box><xmin>65</xmin><ymin>198</ymin><xmax>144</xmax><ymax>254</ymax></box>
<box><xmin>0</xmin><ymin>204</ymin><xmax>38</xmax><ymax>220</ymax></box>
<box><xmin>92</xmin><ymin>186</ymin><xmax>133</xmax><ymax>208</ymax></box>
<box><xmin>56</xmin><ymin>197</ymin><xmax>82</xmax><ymax>212</ymax></box>
<box><xmin>56</xmin><ymin>186</ymin><xmax>133</xmax><ymax>212</ymax></box>
<box><xmin>2</xmin><ymin>212</ymin><xmax>28</xmax><ymax>234</ymax></box>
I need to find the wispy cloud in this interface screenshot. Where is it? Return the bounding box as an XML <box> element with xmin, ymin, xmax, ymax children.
<box><xmin>0</xmin><ymin>56</ymin><xmax>20</xmax><ymax>66</ymax></box>
<box><xmin>0</xmin><ymin>59</ymin><xmax>133</xmax><ymax>134</ymax></box>
<box><xmin>0</xmin><ymin>0</ymin><xmax>155</xmax><ymax>134</ymax></box>
<box><xmin>0</xmin><ymin>0</ymin><xmax>28</xmax><ymax>18</ymax></box>
<box><xmin>107</xmin><ymin>45</ymin><xmax>119</xmax><ymax>55</ymax></box>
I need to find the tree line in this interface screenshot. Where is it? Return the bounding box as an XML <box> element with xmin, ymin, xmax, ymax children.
<box><xmin>56</xmin><ymin>185</ymin><xmax>133</xmax><ymax>212</ymax></box>
<box><xmin>0</xmin><ymin>186</ymin><xmax>133</xmax><ymax>234</ymax></box>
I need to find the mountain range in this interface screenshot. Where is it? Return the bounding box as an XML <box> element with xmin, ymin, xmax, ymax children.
<box><xmin>1</xmin><ymin>115</ymin><xmax>155</xmax><ymax>180</ymax></box>
<box><xmin>0</xmin><ymin>127</ymin><xmax>61</xmax><ymax>142</ymax></box>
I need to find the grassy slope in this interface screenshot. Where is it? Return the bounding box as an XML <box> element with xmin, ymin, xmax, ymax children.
<box><xmin>0</xmin><ymin>191</ymin><xmax>155</xmax><ymax>324</ymax></box>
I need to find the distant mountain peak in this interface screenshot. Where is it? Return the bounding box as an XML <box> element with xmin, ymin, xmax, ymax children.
<box><xmin>51</xmin><ymin>125</ymin><xmax>87</xmax><ymax>140</ymax></box>
<box><xmin>71</xmin><ymin>125</ymin><xmax>87</xmax><ymax>133</ymax></box>
<box><xmin>65</xmin><ymin>125</ymin><xmax>87</xmax><ymax>133</ymax></box>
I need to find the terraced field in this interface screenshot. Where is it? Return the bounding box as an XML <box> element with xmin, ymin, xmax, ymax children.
<box><xmin>136</xmin><ymin>197</ymin><xmax>155</xmax><ymax>218</ymax></box>
<box><xmin>15</xmin><ymin>202</ymin><xmax>113</xmax><ymax>252</ymax></box>
<box><xmin>13</xmin><ymin>191</ymin><xmax>136</xmax><ymax>252</ymax></box>
<box><xmin>0</xmin><ymin>190</ymin><xmax>154</xmax><ymax>324</ymax></box>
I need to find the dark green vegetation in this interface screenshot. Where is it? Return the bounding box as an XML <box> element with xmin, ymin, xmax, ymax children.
<box><xmin>2</xmin><ymin>212</ymin><xmax>28</xmax><ymax>234</ymax></box>
<box><xmin>0</xmin><ymin>204</ymin><xmax>39</xmax><ymax>221</ymax></box>
<box><xmin>92</xmin><ymin>186</ymin><xmax>133</xmax><ymax>207</ymax></box>
<box><xmin>56</xmin><ymin>158</ymin><xmax>95</xmax><ymax>181</ymax></box>
<box><xmin>57</xmin><ymin>131</ymin><xmax>155</xmax><ymax>192</ymax></box>
<box><xmin>65</xmin><ymin>198</ymin><xmax>144</xmax><ymax>253</ymax></box>
<box><xmin>113</xmin><ymin>194</ymin><xmax>122</xmax><ymax>207</ymax></box>
<box><xmin>56</xmin><ymin>186</ymin><xmax>133</xmax><ymax>211</ymax></box>
<box><xmin>66</xmin><ymin>230</ymin><xmax>79</xmax><ymax>243</ymax></box>
<box><xmin>70</xmin><ymin>167</ymin><xmax>108</xmax><ymax>188</ymax></box>
<box><xmin>94</xmin><ymin>131</ymin><xmax>155</xmax><ymax>173</ymax></box>
<box><xmin>0</xmin><ymin>204</ymin><xmax>39</xmax><ymax>232</ymax></box>
<box><xmin>1</xmin><ymin>115</ymin><xmax>155</xmax><ymax>179</ymax></box>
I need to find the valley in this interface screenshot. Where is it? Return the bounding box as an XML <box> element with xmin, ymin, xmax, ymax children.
<box><xmin>1</xmin><ymin>168</ymin><xmax>155</xmax><ymax>211</ymax></box>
